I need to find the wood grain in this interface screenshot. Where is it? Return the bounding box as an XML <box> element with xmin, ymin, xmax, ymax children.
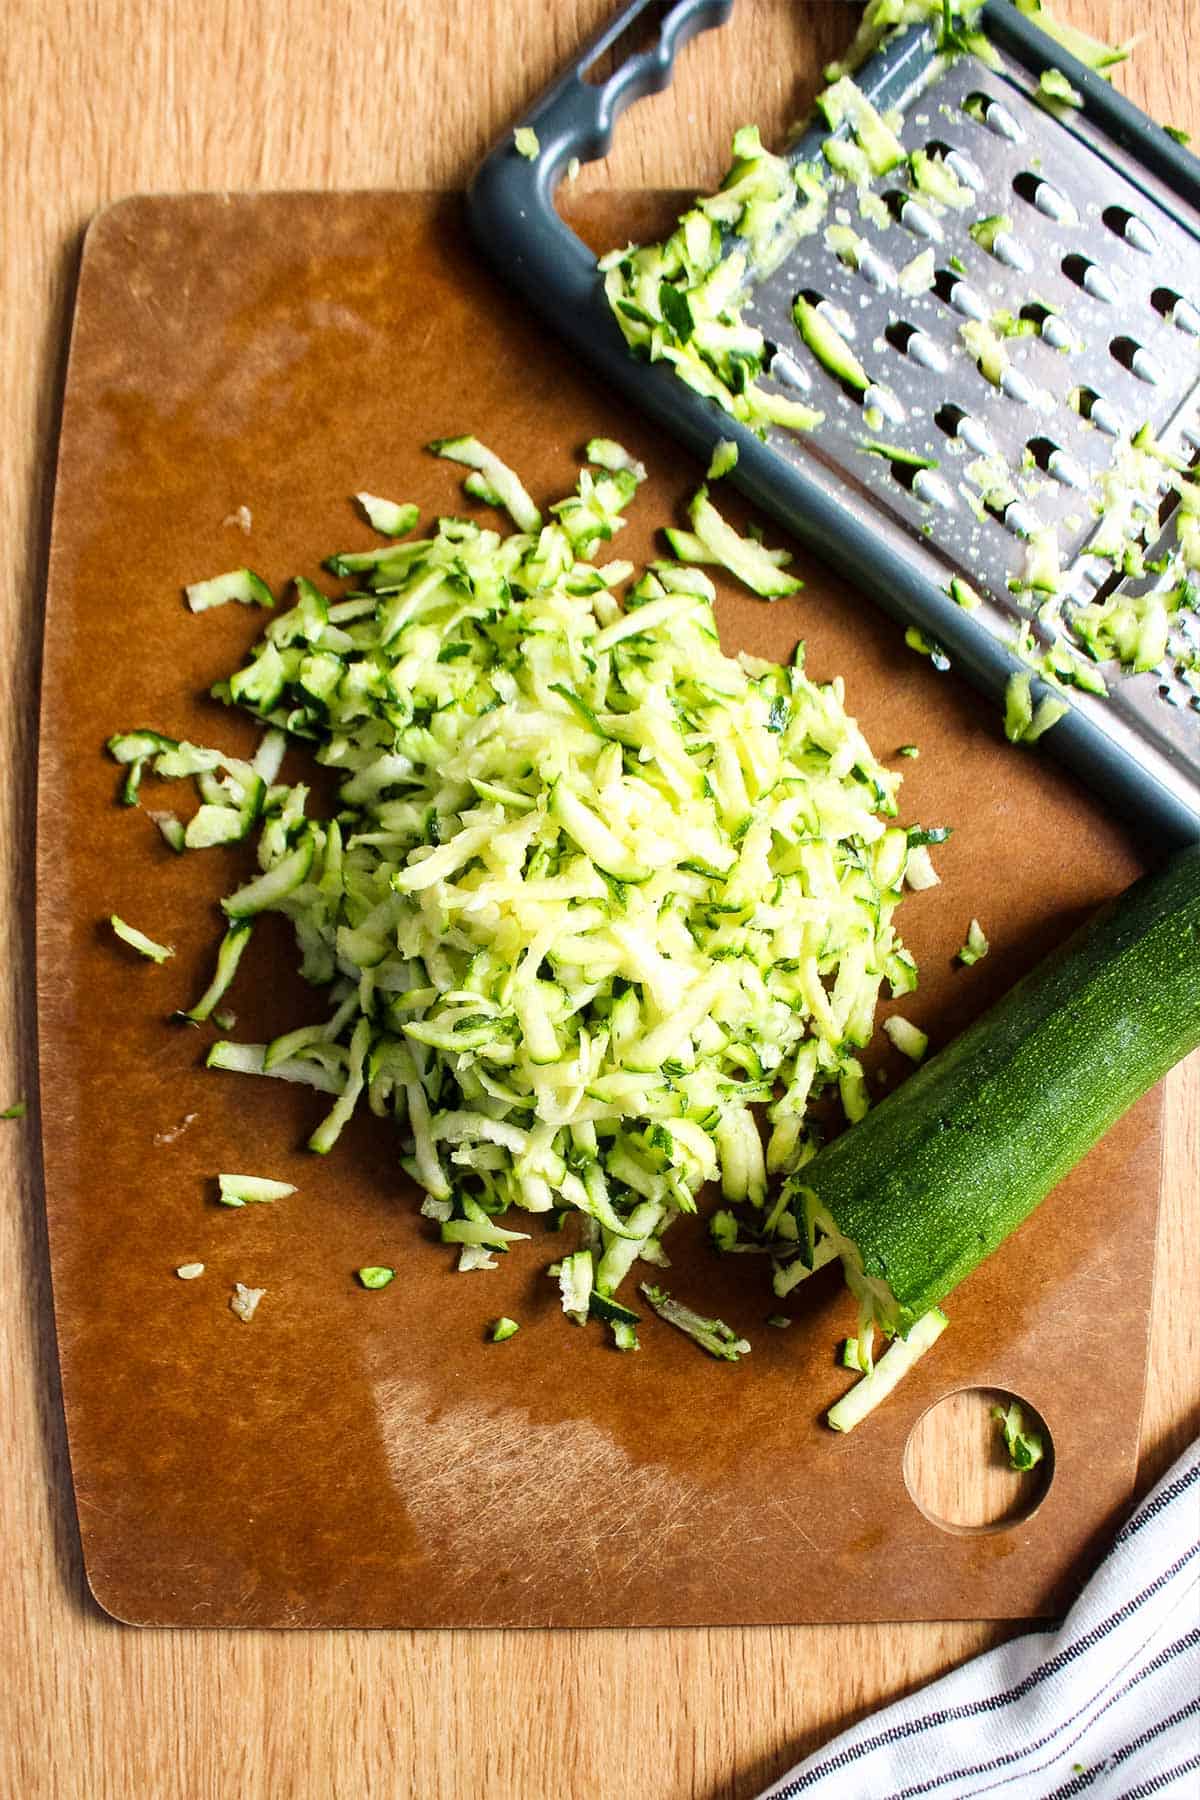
<box><xmin>3</xmin><ymin>2</ymin><xmax>1198</xmax><ymax>1795</ymax></box>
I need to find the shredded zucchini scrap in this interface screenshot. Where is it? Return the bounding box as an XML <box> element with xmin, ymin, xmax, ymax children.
<box><xmin>110</xmin><ymin>914</ymin><xmax>174</xmax><ymax>964</ymax></box>
<box><xmin>957</xmin><ymin>917</ymin><xmax>989</xmax><ymax>965</ymax></box>
<box><xmin>993</xmin><ymin>1399</ymin><xmax>1046</xmax><ymax>1470</ymax></box>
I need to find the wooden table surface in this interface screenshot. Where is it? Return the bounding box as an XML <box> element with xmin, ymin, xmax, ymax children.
<box><xmin>4</xmin><ymin>2</ymin><xmax>1197</xmax><ymax>1794</ymax></box>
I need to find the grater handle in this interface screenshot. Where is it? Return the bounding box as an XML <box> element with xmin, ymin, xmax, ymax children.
<box><xmin>469</xmin><ymin>1</ymin><xmax>734</xmax><ymax>313</ymax></box>
<box><xmin>519</xmin><ymin>0</ymin><xmax>733</xmax><ymax>171</ymax></box>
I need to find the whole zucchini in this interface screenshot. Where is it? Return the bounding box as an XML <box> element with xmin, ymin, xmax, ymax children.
<box><xmin>789</xmin><ymin>841</ymin><xmax>1200</xmax><ymax>1340</ymax></box>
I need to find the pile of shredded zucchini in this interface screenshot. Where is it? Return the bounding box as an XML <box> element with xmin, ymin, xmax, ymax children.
<box><xmin>111</xmin><ymin>439</ymin><xmax>922</xmax><ymax>1355</ymax></box>
<box><xmin>601</xmin><ymin>0</ymin><xmax>1200</xmax><ymax>719</ymax></box>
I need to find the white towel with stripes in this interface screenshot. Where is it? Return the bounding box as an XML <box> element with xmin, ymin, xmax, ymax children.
<box><xmin>759</xmin><ymin>1443</ymin><xmax>1200</xmax><ymax>1800</ymax></box>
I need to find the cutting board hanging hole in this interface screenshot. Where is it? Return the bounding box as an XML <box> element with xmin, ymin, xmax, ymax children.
<box><xmin>903</xmin><ymin>1387</ymin><xmax>1055</xmax><ymax>1536</ymax></box>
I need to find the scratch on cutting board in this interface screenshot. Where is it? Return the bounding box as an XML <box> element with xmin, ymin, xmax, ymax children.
<box><xmin>374</xmin><ymin>1375</ymin><xmax>782</xmax><ymax>1609</ymax></box>
<box><xmin>153</xmin><ymin>1112</ymin><xmax>197</xmax><ymax>1147</ymax></box>
<box><xmin>307</xmin><ymin>301</ymin><xmax>373</xmax><ymax>339</ymax></box>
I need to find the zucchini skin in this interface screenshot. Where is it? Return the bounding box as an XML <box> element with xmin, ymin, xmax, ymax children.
<box><xmin>791</xmin><ymin>843</ymin><xmax>1200</xmax><ymax>1332</ymax></box>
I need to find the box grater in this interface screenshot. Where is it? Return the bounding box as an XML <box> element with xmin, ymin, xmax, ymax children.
<box><xmin>468</xmin><ymin>0</ymin><xmax>1200</xmax><ymax>847</ymax></box>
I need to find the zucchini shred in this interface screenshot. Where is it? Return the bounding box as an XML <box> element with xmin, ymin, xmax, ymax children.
<box><xmin>111</xmin><ymin>438</ymin><xmax>927</xmax><ymax>1364</ymax></box>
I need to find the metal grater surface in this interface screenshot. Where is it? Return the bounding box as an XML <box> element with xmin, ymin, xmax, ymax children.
<box><xmin>742</xmin><ymin>39</ymin><xmax>1200</xmax><ymax>792</ymax></box>
<box><xmin>469</xmin><ymin>0</ymin><xmax>1200</xmax><ymax>840</ymax></box>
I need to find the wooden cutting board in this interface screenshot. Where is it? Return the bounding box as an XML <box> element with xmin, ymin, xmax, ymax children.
<box><xmin>38</xmin><ymin>189</ymin><xmax>1160</xmax><ymax>1629</ymax></box>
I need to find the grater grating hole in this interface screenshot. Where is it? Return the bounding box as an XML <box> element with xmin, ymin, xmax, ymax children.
<box><xmin>1070</xmin><ymin>385</ymin><xmax>1124</xmax><ymax>436</ymax></box>
<box><xmin>982</xmin><ymin>222</ymin><xmax>1032</xmax><ymax>273</ymax></box>
<box><xmin>1062</xmin><ymin>254</ymin><xmax>1117</xmax><ymax>304</ymax></box>
<box><xmin>884</xmin><ymin>457</ymin><xmax>922</xmax><ymax>495</ymax></box>
<box><xmin>863</xmin><ymin>382</ymin><xmax>906</xmax><ymax>425</ymax></box>
<box><xmin>856</xmin><ymin>246</ymin><xmax>898</xmax><ymax>293</ymax></box>
<box><xmin>1102</xmin><ymin>205</ymin><xmax>1158</xmax><ymax>254</ymax></box>
<box><xmin>972</xmin><ymin>484</ymin><xmax>1012</xmax><ymax>530</ymax></box>
<box><xmin>766</xmin><ymin>345</ymin><xmax>813</xmax><ymax>393</ymax></box>
<box><xmin>1003</xmin><ymin>500</ymin><xmax>1038</xmax><ymax>538</ymax></box>
<box><xmin>1151</xmin><ymin>287</ymin><xmax>1200</xmax><ymax>336</ymax></box>
<box><xmin>1012</xmin><ymin>170</ymin><xmax>1076</xmax><ymax>225</ymax></box>
<box><xmin>1026</xmin><ymin>437</ymin><xmax>1088</xmax><ymax>488</ymax></box>
<box><xmin>884</xmin><ymin>320</ymin><xmax>949</xmax><ymax>373</ymax></box>
<box><xmin>998</xmin><ymin>366</ymin><xmax>1044</xmax><ymax>408</ymax></box>
<box><xmin>959</xmin><ymin>331</ymin><xmax>1043</xmax><ymax>409</ymax></box>
<box><xmin>834</xmin><ymin>237</ymin><xmax>899</xmax><ymax>293</ymax></box>
<box><xmin>962</xmin><ymin>91</ymin><xmax>1026</xmax><ymax>143</ymax></box>
<box><xmin>1110</xmin><ymin>335</ymin><xmax>1163</xmax><ymax>384</ymax></box>
<box><xmin>877</xmin><ymin>457</ymin><xmax>956</xmax><ymax>511</ymax></box>
<box><xmin>1019</xmin><ymin>302</ymin><xmax>1076</xmax><ymax>352</ymax></box>
<box><xmin>933</xmin><ymin>267</ymin><xmax>988</xmax><ymax>319</ymax></box>
<box><xmin>924</xmin><ymin>138</ymin><xmax>985</xmax><ymax>191</ymax></box>
<box><xmin>883</xmin><ymin>190</ymin><xmax>943</xmax><ymax>240</ymax></box>
<box><xmin>796</xmin><ymin>288</ymin><xmax>858</xmax><ymax>342</ymax></box>
<box><xmin>935</xmin><ymin>403</ymin><xmax>998</xmax><ymax>458</ymax></box>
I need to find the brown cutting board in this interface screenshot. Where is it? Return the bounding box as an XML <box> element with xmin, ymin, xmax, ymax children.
<box><xmin>38</xmin><ymin>190</ymin><xmax>1161</xmax><ymax>1629</ymax></box>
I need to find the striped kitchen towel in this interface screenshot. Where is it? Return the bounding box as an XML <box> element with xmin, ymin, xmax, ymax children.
<box><xmin>759</xmin><ymin>1441</ymin><xmax>1200</xmax><ymax>1799</ymax></box>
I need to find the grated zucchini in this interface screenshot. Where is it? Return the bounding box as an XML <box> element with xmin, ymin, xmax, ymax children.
<box><xmin>640</xmin><ymin>1284</ymin><xmax>752</xmax><ymax>1361</ymax></box>
<box><xmin>112</xmin><ymin>443</ymin><xmax>917</xmax><ymax>1351</ymax></box>
<box><xmin>185</xmin><ymin>568</ymin><xmax>273</xmax><ymax>613</ymax></box>
<box><xmin>993</xmin><ymin>1400</ymin><xmax>1045</xmax><ymax>1469</ymax></box>
<box><xmin>356</xmin><ymin>493</ymin><xmax>420</xmax><ymax>538</ymax></box>
<box><xmin>827</xmin><ymin>1307</ymin><xmax>948</xmax><ymax>1431</ymax></box>
<box><xmin>217</xmin><ymin>1173</ymin><xmax>297</xmax><ymax>1207</ymax></box>
<box><xmin>110</xmin><ymin>914</ymin><xmax>174</xmax><ymax>964</ymax></box>
<box><xmin>883</xmin><ymin>1015</ymin><xmax>928</xmax><ymax>1061</ymax></box>
<box><xmin>957</xmin><ymin>918</ymin><xmax>989</xmax><ymax>965</ymax></box>
<box><xmin>358</xmin><ymin>1265</ymin><xmax>396</xmax><ymax>1289</ymax></box>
